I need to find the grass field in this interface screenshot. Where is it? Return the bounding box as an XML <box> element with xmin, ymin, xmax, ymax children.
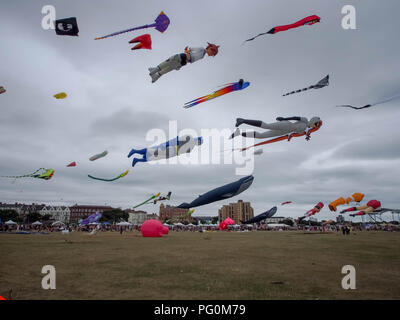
<box><xmin>1</xmin><ymin>230</ymin><xmax>399</xmax><ymax>300</ymax></box>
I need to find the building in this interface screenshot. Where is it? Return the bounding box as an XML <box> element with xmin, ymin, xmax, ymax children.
<box><xmin>218</xmin><ymin>200</ymin><xmax>254</xmax><ymax>224</ymax></box>
<box><xmin>125</xmin><ymin>209</ymin><xmax>147</xmax><ymax>225</ymax></box>
<box><xmin>336</xmin><ymin>214</ymin><xmax>345</xmax><ymax>224</ymax></box>
<box><xmin>69</xmin><ymin>205</ymin><xmax>113</xmax><ymax>223</ymax></box>
<box><xmin>39</xmin><ymin>206</ymin><xmax>70</xmax><ymax>223</ymax></box>
<box><xmin>146</xmin><ymin>213</ymin><xmax>159</xmax><ymax>221</ymax></box>
<box><xmin>192</xmin><ymin>216</ymin><xmax>216</xmax><ymax>224</ymax></box>
<box><xmin>159</xmin><ymin>204</ymin><xmax>193</xmax><ymax>223</ymax></box>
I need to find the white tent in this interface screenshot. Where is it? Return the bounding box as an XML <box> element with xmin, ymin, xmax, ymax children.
<box><xmin>5</xmin><ymin>220</ymin><xmax>17</xmax><ymax>225</ymax></box>
<box><xmin>267</xmin><ymin>223</ymin><xmax>290</xmax><ymax>228</ymax></box>
<box><xmin>32</xmin><ymin>221</ymin><xmax>42</xmax><ymax>225</ymax></box>
<box><xmin>52</xmin><ymin>221</ymin><xmax>65</xmax><ymax>226</ymax></box>
<box><xmin>116</xmin><ymin>221</ymin><xmax>132</xmax><ymax>226</ymax></box>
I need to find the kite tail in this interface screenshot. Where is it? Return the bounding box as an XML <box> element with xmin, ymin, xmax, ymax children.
<box><xmin>1</xmin><ymin>168</ymin><xmax>46</xmax><ymax>179</ymax></box>
<box><xmin>283</xmin><ymin>85</ymin><xmax>313</xmax><ymax>96</ymax></box>
<box><xmin>370</xmin><ymin>93</ymin><xmax>400</xmax><ymax>107</ymax></box>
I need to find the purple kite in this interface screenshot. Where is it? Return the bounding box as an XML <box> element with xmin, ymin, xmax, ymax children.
<box><xmin>80</xmin><ymin>212</ymin><xmax>102</xmax><ymax>226</ymax></box>
<box><xmin>94</xmin><ymin>11</ymin><xmax>170</xmax><ymax>40</ymax></box>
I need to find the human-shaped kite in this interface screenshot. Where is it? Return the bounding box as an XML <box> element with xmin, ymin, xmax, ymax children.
<box><xmin>128</xmin><ymin>135</ymin><xmax>203</xmax><ymax>167</ymax></box>
<box><xmin>148</xmin><ymin>43</ymin><xmax>219</xmax><ymax>83</ymax></box>
<box><xmin>340</xmin><ymin>199</ymin><xmax>382</xmax><ymax>217</ymax></box>
<box><xmin>230</xmin><ymin>116</ymin><xmax>322</xmax><ymax>141</ymax></box>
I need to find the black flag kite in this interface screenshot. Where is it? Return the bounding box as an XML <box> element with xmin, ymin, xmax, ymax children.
<box><xmin>55</xmin><ymin>17</ymin><xmax>79</xmax><ymax>36</ymax></box>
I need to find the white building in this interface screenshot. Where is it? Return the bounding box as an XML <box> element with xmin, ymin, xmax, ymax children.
<box><xmin>39</xmin><ymin>206</ymin><xmax>70</xmax><ymax>223</ymax></box>
<box><xmin>126</xmin><ymin>210</ymin><xmax>147</xmax><ymax>225</ymax></box>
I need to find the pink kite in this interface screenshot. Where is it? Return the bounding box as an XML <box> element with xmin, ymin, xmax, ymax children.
<box><xmin>219</xmin><ymin>217</ymin><xmax>235</xmax><ymax>230</ymax></box>
<box><xmin>281</xmin><ymin>201</ymin><xmax>292</xmax><ymax>205</ymax></box>
<box><xmin>141</xmin><ymin>219</ymin><xmax>164</xmax><ymax>237</ymax></box>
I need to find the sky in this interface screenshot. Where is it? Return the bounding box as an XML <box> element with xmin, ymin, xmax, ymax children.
<box><xmin>1</xmin><ymin>0</ymin><xmax>400</xmax><ymax>222</ymax></box>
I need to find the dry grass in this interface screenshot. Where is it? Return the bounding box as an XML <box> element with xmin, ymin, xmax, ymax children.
<box><xmin>0</xmin><ymin>230</ymin><xmax>399</xmax><ymax>300</ymax></box>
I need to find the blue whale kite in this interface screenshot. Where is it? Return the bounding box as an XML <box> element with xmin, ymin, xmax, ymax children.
<box><xmin>240</xmin><ymin>206</ymin><xmax>277</xmax><ymax>224</ymax></box>
<box><xmin>177</xmin><ymin>175</ymin><xmax>254</xmax><ymax>209</ymax></box>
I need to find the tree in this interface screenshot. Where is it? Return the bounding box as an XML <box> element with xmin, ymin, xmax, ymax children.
<box><xmin>99</xmin><ymin>209</ymin><xmax>128</xmax><ymax>223</ymax></box>
<box><xmin>0</xmin><ymin>209</ymin><xmax>20</xmax><ymax>223</ymax></box>
<box><xmin>26</xmin><ymin>212</ymin><xmax>42</xmax><ymax>223</ymax></box>
<box><xmin>211</xmin><ymin>216</ymin><xmax>219</xmax><ymax>224</ymax></box>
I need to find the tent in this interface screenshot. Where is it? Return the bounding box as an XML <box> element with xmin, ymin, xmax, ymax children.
<box><xmin>32</xmin><ymin>221</ymin><xmax>42</xmax><ymax>225</ymax></box>
<box><xmin>116</xmin><ymin>221</ymin><xmax>132</xmax><ymax>226</ymax></box>
<box><xmin>52</xmin><ymin>221</ymin><xmax>65</xmax><ymax>226</ymax></box>
<box><xmin>5</xmin><ymin>220</ymin><xmax>17</xmax><ymax>225</ymax></box>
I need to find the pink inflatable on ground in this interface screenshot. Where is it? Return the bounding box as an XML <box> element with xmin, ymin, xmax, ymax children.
<box><xmin>162</xmin><ymin>226</ymin><xmax>169</xmax><ymax>235</ymax></box>
<box><xmin>140</xmin><ymin>219</ymin><xmax>163</xmax><ymax>237</ymax></box>
<box><xmin>219</xmin><ymin>217</ymin><xmax>235</xmax><ymax>231</ymax></box>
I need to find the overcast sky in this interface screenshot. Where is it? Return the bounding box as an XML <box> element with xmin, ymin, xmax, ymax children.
<box><xmin>1</xmin><ymin>0</ymin><xmax>400</xmax><ymax>222</ymax></box>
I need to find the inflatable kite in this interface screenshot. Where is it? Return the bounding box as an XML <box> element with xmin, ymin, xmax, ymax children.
<box><xmin>239</xmin><ymin>120</ymin><xmax>323</xmax><ymax>152</ymax></box>
<box><xmin>298</xmin><ymin>202</ymin><xmax>324</xmax><ymax>221</ymax></box>
<box><xmin>88</xmin><ymin>170</ymin><xmax>129</xmax><ymax>182</ymax></box>
<box><xmin>95</xmin><ymin>11</ymin><xmax>170</xmax><ymax>40</ymax></box>
<box><xmin>89</xmin><ymin>150</ymin><xmax>108</xmax><ymax>161</ymax></box>
<box><xmin>80</xmin><ymin>213</ymin><xmax>102</xmax><ymax>226</ymax></box>
<box><xmin>0</xmin><ymin>86</ymin><xmax>6</xmax><ymax>94</ymax></box>
<box><xmin>183</xmin><ymin>79</ymin><xmax>250</xmax><ymax>109</ymax></box>
<box><xmin>340</xmin><ymin>199</ymin><xmax>382</xmax><ymax>217</ymax></box>
<box><xmin>329</xmin><ymin>193</ymin><xmax>364</xmax><ymax>211</ymax></box>
<box><xmin>134</xmin><ymin>192</ymin><xmax>161</xmax><ymax>209</ymax></box>
<box><xmin>177</xmin><ymin>175</ymin><xmax>254</xmax><ymax>209</ymax></box>
<box><xmin>336</xmin><ymin>93</ymin><xmax>400</xmax><ymax>110</ymax></box>
<box><xmin>128</xmin><ymin>135</ymin><xmax>203</xmax><ymax>167</ymax></box>
<box><xmin>55</xmin><ymin>17</ymin><xmax>79</xmax><ymax>36</ymax></box>
<box><xmin>322</xmin><ymin>220</ymin><xmax>335</xmax><ymax>225</ymax></box>
<box><xmin>66</xmin><ymin>162</ymin><xmax>76</xmax><ymax>167</ymax></box>
<box><xmin>129</xmin><ymin>34</ymin><xmax>152</xmax><ymax>50</ymax></box>
<box><xmin>245</xmin><ymin>15</ymin><xmax>321</xmax><ymax>42</ymax></box>
<box><xmin>141</xmin><ymin>219</ymin><xmax>165</xmax><ymax>237</ymax></box>
<box><xmin>53</xmin><ymin>92</ymin><xmax>67</xmax><ymax>99</ymax></box>
<box><xmin>219</xmin><ymin>217</ymin><xmax>235</xmax><ymax>230</ymax></box>
<box><xmin>1</xmin><ymin>168</ymin><xmax>54</xmax><ymax>180</ymax></box>
<box><xmin>241</xmin><ymin>206</ymin><xmax>277</xmax><ymax>224</ymax></box>
<box><xmin>281</xmin><ymin>201</ymin><xmax>292</xmax><ymax>206</ymax></box>
<box><xmin>283</xmin><ymin>75</ymin><xmax>329</xmax><ymax>97</ymax></box>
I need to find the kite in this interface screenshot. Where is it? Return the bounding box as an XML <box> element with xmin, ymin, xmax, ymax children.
<box><xmin>80</xmin><ymin>213</ymin><xmax>102</xmax><ymax>226</ymax></box>
<box><xmin>283</xmin><ymin>75</ymin><xmax>329</xmax><ymax>97</ymax></box>
<box><xmin>128</xmin><ymin>135</ymin><xmax>203</xmax><ymax>167</ymax></box>
<box><xmin>0</xmin><ymin>86</ymin><xmax>6</xmax><ymax>94</ymax></box>
<box><xmin>322</xmin><ymin>219</ymin><xmax>335</xmax><ymax>225</ymax></box>
<box><xmin>133</xmin><ymin>192</ymin><xmax>161</xmax><ymax>209</ymax></box>
<box><xmin>340</xmin><ymin>199</ymin><xmax>382</xmax><ymax>217</ymax></box>
<box><xmin>129</xmin><ymin>34</ymin><xmax>152</xmax><ymax>50</ymax></box>
<box><xmin>177</xmin><ymin>175</ymin><xmax>254</xmax><ymax>209</ymax></box>
<box><xmin>240</xmin><ymin>206</ymin><xmax>277</xmax><ymax>224</ymax></box>
<box><xmin>183</xmin><ymin>79</ymin><xmax>250</xmax><ymax>109</ymax></box>
<box><xmin>1</xmin><ymin>168</ymin><xmax>54</xmax><ymax>180</ymax></box>
<box><xmin>151</xmin><ymin>191</ymin><xmax>172</xmax><ymax>204</ymax></box>
<box><xmin>329</xmin><ymin>193</ymin><xmax>365</xmax><ymax>211</ymax></box>
<box><xmin>219</xmin><ymin>217</ymin><xmax>235</xmax><ymax>230</ymax></box>
<box><xmin>88</xmin><ymin>170</ymin><xmax>129</xmax><ymax>182</ymax></box>
<box><xmin>141</xmin><ymin>219</ymin><xmax>165</xmax><ymax>237</ymax></box>
<box><xmin>281</xmin><ymin>201</ymin><xmax>292</xmax><ymax>206</ymax></box>
<box><xmin>149</xmin><ymin>43</ymin><xmax>219</xmax><ymax>83</ymax></box>
<box><xmin>55</xmin><ymin>17</ymin><xmax>79</xmax><ymax>36</ymax></box>
<box><xmin>66</xmin><ymin>162</ymin><xmax>76</xmax><ymax>167</ymax></box>
<box><xmin>53</xmin><ymin>92</ymin><xmax>67</xmax><ymax>99</ymax></box>
<box><xmin>94</xmin><ymin>11</ymin><xmax>170</xmax><ymax>40</ymax></box>
<box><xmin>89</xmin><ymin>150</ymin><xmax>108</xmax><ymax>161</ymax></box>
<box><xmin>253</xmin><ymin>149</ymin><xmax>263</xmax><ymax>156</ymax></box>
<box><xmin>336</xmin><ymin>93</ymin><xmax>400</xmax><ymax>110</ymax></box>
<box><xmin>298</xmin><ymin>202</ymin><xmax>324</xmax><ymax>221</ymax></box>
<box><xmin>245</xmin><ymin>15</ymin><xmax>321</xmax><ymax>42</ymax></box>
<box><xmin>239</xmin><ymin>120</ymin><xmax>323</xmax><ymax>152</ymax></box>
